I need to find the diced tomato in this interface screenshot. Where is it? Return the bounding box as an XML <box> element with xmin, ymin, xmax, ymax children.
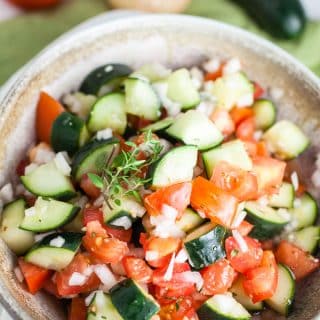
<box><xmin>104</xmin><ymin>225</ymin><xmax>132</xmax><ymax>243</ymax></box>
<box><xmin>36</xmin><ymin>91</ymin><xmax>64</xmax><ymax>144</ymax></box>
<box><xmin>144</xmin><ymin>236</ymin><xmax>181</xmax><ymax>268</ymax></box>
<box><xmin>275</xmin><ymin>240</ymin><xmax>319</xmax><ymax>280</ymax></box>
<box><xmin>18</xmin><ymin>258</ymin><xmax>52</xmax><ymax>295</ymax></box>
<box><xmin>80</xmin><ymin>174</ymin><xmax>101</xmax><ymax>199</ymax></box>
<box><xmin>204</xmin><ymin>68</ymin><xmax>223</xmax><ymax>82</ymax></box>
<box><xmin>236</xmin><ymin>117</ymin><xmax>255</xmax><ymax>141</ymax></box>
<box><xmin>68</xmin><ymin>297</ymin><xmax>86</xmax><ymax>320</ymax></box>
<box><xmin>82</xmin><ymin>221</ymin><xmax>129</xmax><ymax>264</ymax></box>
<box><xmin>210</xmin><ymin>161</ymin><xmax>258</xmax><ymax>201</ymax></box>
<box><xmin>235</xmin><ymin>220</ymin><xmax>254</xmax><ymax>236</ymax></box>
<box><xmin>230</xmin><ymin>107</ymin><xmax>254</xmax><ymax>126</ymax></box>
<box><xmin>56</xmin><ymin>253</ymin><xmax>100</xmax><ymax>296</ymax></box>
<box><xmin>210</xmin><ymin>109</ymin><xmax>235</xmax><ymax>137</ymax></box>
<box><xmin>16</xmin><ymin>158</ymin><xmax>29</xmax><ymax>176</ymax></box>
<box><xmin>252</xmin><ymin>156</ymin><xmax>286</xmax><ymax>195</ymax></box>
<box><xmin>243</xmin><ymin>250</ymin><xmax>278</xmax><ymax>303</ymax></box>
<box><xmin>43</xmin><ymin>277</ymin><xmax>61</xmax><ymax>298</ymax></box>
<box><xmin>243</xmin><ymin>140</ymin><xmax>258</xmax><ymax>158</ymax></box>
<box><xmin>159</xmin><ymin>296</ymin><xmax>198</xmax><ymax>320</ymax></box>
<box><xmin>191</xmin><ymin>177</ymin><xmax>238</xmax><ymax>228</ymax></box>
<box><xmin>225</xmin><ymin>236</ymin><xmax>263</xmax><ymax>273</ymax></box>
<box><xmin>253</xmin><ymin>82</ymin><xmax>265</xmax><ymax>99</ymax></box>
<box><xmin>122</xmin><ymin>256</ymin><xmax>153</xmax><ymax>283</ymax></box>
<box><xmin>201</xmin><ymin>259</ymin><xmax>235</xmax><ymax>296</ymax></box>
<box><xmin>261</xmin><ymin>239</ymin><xmax>274</xmax><ymax>250</ymax></box>
<box><xmin>9</xmin><ymin>0</ymin><xmax>60</xmax><ymax>9</ymax></box>
<box><xmin>144</xmin><ymin>182</ymin><xmax>192</xmax><ymax>217</ymax></box>
<box><xmin>256</xmin><ymin>141</ymin><xmax>269</xmax><ymax>157</ymax></box>
<box><xmin>82</xmin><ymin>206</ymin><xmax>103</xmax><ymax>226</ymax></box>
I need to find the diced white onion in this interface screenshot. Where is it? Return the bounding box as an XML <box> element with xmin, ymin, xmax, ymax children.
<box><xmin>145</xmin><ymin>250</ymin><xmax>159</xmax><ymax>261</ymax></box>
<box><xmin>14</xmin><ymin>267</ymin><xmax>24</xmax><ymax>283</ymax></box>
<box><xmin>291</xmin><ymin>171</ymin><xmax>299</xmax><ymax>191</ymax></box>
<box><xmin>34</xmin><ymin>231</ymin><xmax>55</xmax><ymax>242</ymax></box>
<box><xmin>257</xmin><ymin>196</ymin><xmax>269</xmax><ymax>207</ymax></box>
<box><xmin>54</xmin><ymin>152</ymin><xmax>71</xmax><ymax>176</ymax></box>
<box><xmin>232</xmin><ymin>230</ymin><xmax>248</xmax><ymax>252</ymax></box>
<box><xmin>197</xmin><ymin>210</ymin><xmax>207</xmax><ymax>219</ymax></box>
<box><xmin>232</xmin><ymin>210</ymin><xmax>247</xmax><ymax>229</ymax></box>
<box><xmin>68</xmin><ymin>272</ymin><xmax>87</xmax><ymax>286</ymax></box>
<box><xmin>34</xmin><ymin>148</ymin><xmax>55</xmax><ymax>164</ymax></box>
<box><xmin>175</xmin><ymin>248</ymin><xmax>189</xmax><ymax>263</ymax></box>
<box><xmin>176</xmin><ymin>271</ymin><xmax>204</xmax><ymax>291</ymax></box>
<box><xmin>253</xmin><ymin>130</ymin><xmax>263</xmax><ymax>141</ymax></box>
<box><xmin>161</xmin><ymin>204</ymin><xmax>179</xmax><ymax>220</ymax></box>
<box><xmin>111</xmin><ymin>216</ymin><xmax>132</xmax><ymax>230</ymax></box>
<box><xmin>85</xmin><ymin>291</ymin><xmax>98</xmax><ymax>306</ymax></box>
<box><xmin>222</xmin><ymin>58</ymin><xmax>241</xmax><ymax>75</ymax></box>
<box><xmin>190</xmin><ymin>67</ymin><xmax>204</xmax><ymax>90</ymax></box>
<box><xmin>159</xmin><ymin>139</ymin><xmax>173</xmax><ymax>156</ymax></box>
<box><xmin>24</xmin><ymin>207</ymin><xmax>36</xmax><ymax>217</ymax></box>
<box><xmin>96</xmin><ymin>128</ymin><xmax>113</xmax><ymax>141</ymax></box>
<box><xmin>49</xmin><ymin>236</ymin><xmax>65</xmax><ymax>248</ymax></box>
<box><xmin>202</xmin><ymin>58</ymin><xmax>221</xmax><ymax>73</ymax></box>
<box><xmin>0</xmin><ymin>183</ymin><xmax>14</xmax><ymax>204</ymax></box>
<box><xmin>163</xmin><ymin>253</ymin><xmax>176</xmax><ymax>281</ymax></box>
<box><xmin>237</xmin><ymin>93</ymin><xmax>254</xmax><ymax>108</ymax></box>
<box><xmin>83</xmin><ymin>266</ymin><xmax>94</xmax><ymax>277</ymax></box>
<box><xmin>196</xmin><ymin>101</ymin><xmax>215</xmax><ymax>117</ymax></box>
<box><xmin>93</xmin><ymin>265</ymin><xmax>117</xmax><ymax>290</ymax></box>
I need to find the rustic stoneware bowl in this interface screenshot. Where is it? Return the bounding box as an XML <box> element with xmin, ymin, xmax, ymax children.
<box><xmin>0</xmin><ymin>13</ymin><xmax>319</xmax><ymax>320</ymax></box>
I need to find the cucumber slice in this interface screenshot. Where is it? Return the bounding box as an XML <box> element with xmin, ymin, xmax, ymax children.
<box><xmin>167</xmin><ymin>68</ymin><xmax>200</xmax><ymax>109</ymax></box>
<box><xmin>20</xmin><ymin>197</ymin><xmax>80</xmax><ymax>232</ymax></box>
<box><xmin>289</xmin><ymin>226</ymin><xmax>320</xmax><ymax>254</ymax></box>
<box><xmin>140</xmin><ymin>117</ymin><xmax>174</xmax><ymax>133</ymax></box>
<box><xmin>110</xmin><ymin>279</ymin><xmax>160</xmax><ymax>320</ymax></box>
<box><xmin>124</xmin><ymin>78</ymin><xmax>160</xmax><ymax>121</ymax></box>
<box><xmin>165</xmin><ymin>110</ymin><xmax>223</xmax><ymax>151</ymax></box>
<box><xmin>245</xmin><ymin>201</ymin><xmax>290</xmax><ymax>239</ymax></box>
<box><xmin>148</xmin><ymin>145</ymin><xmax>198</xmax><ymax>189</ymax></box>
<box><xmin>253</xmin><ymin>99</ymin><xmax>276</xmax><ymax>130</ymax></box>
<box><xmin>288</xmin><ymin>193</ymin><xmax>318</xmax><ymax>230</ymax></box>
<box><xmin>197</xmin><ymin>293</ymin><xmax>251</xmax><ymax>320</ymax></box>
<box><xmin>0</xmin><ymin>199</ymin><xmax>34</xmax><ymax>255</ymax></box>
<box><xmin>21</xmin><ymin>161</ymin><xmax>76</xmax><ymax>200</ymax></box>
<box><xmin>87</xmin><ymin>291</ymin><xmax>123</xmax><ymax>320</ymax></box>
<box><xmin>268</xmin><ymin>182</ymin><xmax>294</xmax><ymax>208</ymax></box>
<box><xmin>25</xmin><ymin>232</ymin><xmax>82</xmax><ymax>271</ymax></box>
<box><xmin>87</xmin><ymin>93</ymin><xmax>127</xmax><ymax>135</ymax></box>
<box><xmin>266</xmin><ymin>264</ymin><xmax>295</xmax><ymax>316</ymax></box>
<box><xmin>176</xmin><ymin>208</ymin><xmax>204</xmax><ymax>233</ymax></box>
<box><xmin>231</xmin><ymin>276</ymin><xmax>263</xmax><ymax>311</ymax></box>
<box><xmin>263</xmin><ymin>120</ymin><xmax>310</xmax><ymax>159</ymax></box>
<box><xmin>51</xmin><ymin>112</ymin><xmax>90</xmax><ymax>155</ymax></box>
<box><xmin>212</xmin><ymin>72</ymin><xmax>254</xmax><ymax>110</ymax></box>
<box><xmin>72</xmin><ymin>138</ymin><xmax>120</xmax><ymax>182</ymax></box>
<box><xmin>184</xmin><ymin>223</ymin><xmax>226</xmax><ymax>270</ymax></box>
<box><xmin>80</xmin><ymin>63</ymin><xmax>132</xmax><ymax>95</ymax></box>
<box><xmin>202</xmin><ymin>139</ymin><xmax>252</xmax><ymax>178</ymax></box>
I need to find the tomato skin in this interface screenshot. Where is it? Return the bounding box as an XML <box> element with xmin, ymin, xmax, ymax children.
<box><xmin>122</xmin><ymin>256</ymin><xmax>153</xmax><ymax>283</ymax></box>
<box><xmin>236</xmin><ymin>117</ymin><xmax>255</xmax><ymax>141</ymax></box>
<box><xmin>210</xmin><ymin>161</ymin><xmax>258</xmax><ymax>201</ymax></box>
<box><xmin>201</xmin><ymin>259</ymin><xmax>236</xmax><ymax>296</ymax></box>
<box><xmin>210</xmin><ymin>109</ymin><xmax>235</xmax><ymax>137</ymax></box>
<box><xmin>252</xmin><ymin>156</ymin><xmax>286</xmax><ymax>195</ymax></box>
<box><xmin>253</xmin><ymin>82</ymin><xmax>265</xmax><ymax>100</ymax></box>
<box><xmin>16</xmin><ymin>158</ymin><xmax>29</xmax><ymax>176</ymax></box>
<box><xmin>225</xmin><ymin>236</ymin><xmax>263</xmax><ymax>273</ymax></box>
<box><xmin>82</xmin><ymin>207</ymin><xmax>104</xmax><ymax>226</ymax></box>
<box><xmin>235</xmin><ymin>220</ymin><xmax>254</xmax><ymax>236</ymax></box>
<box><xmin>36</xmin><ymin>92</ymin><xmax>64</xmax><ymax>144</ymax></box>
<box><xmin>104</xmin><ymin>225</ymin><xmax>132</xmax><ymax>243</ymax></box>
<box><xmin>68</xmin><ymin>297</ymin><xmax>86</xmax><ymax>320</ymax></box>
<box><xmin>275</xmin><ymin>240</ymin><xmax>319</xmax><ymax>280</ymax></box>
<box><xmin>144</xmin><ymin>182</ymin><xmax>192</xmax><ymax>218</ymax></box>
<box><xmin>9</xmin><ymin>0</ymin><xmax>60</xmax><ymax>9</ymax></box>
<box><xmin>83</xmin><ymin>221</ymin><xmax>129</xmax><ymax>264</ymax></box>
<box><xmin>204</xmin><ymin>69</ymin><xmax>223</xmax><ymax>81</ymax></box>
<box><xmin>18</xmin><ymin>258</ymin><xmax>52</xmax><ymax>294</ymax></box>
<box><xmin>159</xmin><ymin>296</ymin><xmax>198</xmax><ymax>320</ymax></box>
<box><xmin>43</xmin><ymin>277</ymin><xmax>61</xmax><ymax>298</ymax></box>
<box><xmin>243</xmin><ymin>251</ymin><xmax>278</xmax><ymax>303</ymax></box>
<box><xmin>191</xmin><ymin>176</ymin><xmax>238</xmax><ymax>228</ymax></box>
<box><xmin>56</xmin><ymin>253</ymin><xmax>100</xmax><ymax>297</ymax></box>
<box><xmin>80</xmin><ymin>174</ymin><xmax>101</xmax><ymax>199</ymax></box>
<box><xmin>230</xmin><ymin>107</ymin><xmax>254</xmax><ymax>126</ymax></box>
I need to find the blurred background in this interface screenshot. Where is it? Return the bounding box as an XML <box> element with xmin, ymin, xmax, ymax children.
<box><xmin>0</xmin><ymin>0</ymin><xmax>320</xmax><ymax>87</ymax></box>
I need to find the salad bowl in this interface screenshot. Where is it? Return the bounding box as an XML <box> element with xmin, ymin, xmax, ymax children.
<box><xmin>0</xmin><ymin>13</ymin><xmax>320</xmax><ymax>320</ymax></box>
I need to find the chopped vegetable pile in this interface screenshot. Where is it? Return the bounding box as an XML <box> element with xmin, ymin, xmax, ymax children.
<box><xmin>0</xmin><ymin>57</ymin><xmax>319</xmax><ymax>320</ymax></box>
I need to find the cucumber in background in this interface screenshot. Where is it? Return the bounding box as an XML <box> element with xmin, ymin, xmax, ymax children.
<box><xmin>234</xmin><ymin>0</ymin><xmax>306</xmax><ymax>39</ymax></box>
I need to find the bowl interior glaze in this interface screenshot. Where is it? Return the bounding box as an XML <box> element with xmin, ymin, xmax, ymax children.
<box><xmin>0</xmin><ymin>14</ymin><xmax>319</xmax><ymax>320</ymax></box>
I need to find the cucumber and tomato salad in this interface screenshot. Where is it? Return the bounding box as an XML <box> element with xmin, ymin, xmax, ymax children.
<box><xmin>1</xmin><ymin>58</ymin><xmax>318</xmax><ymax>320</ymax></box>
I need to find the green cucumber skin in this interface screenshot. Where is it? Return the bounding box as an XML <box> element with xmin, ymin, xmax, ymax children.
<box><xmin>184</xmin><ymin>225</ymin><xmax>226</xmax><ymax>270</ymax></box>
<box><xmin>110</xmin><ymin>279</ymin><xmax>159</xmax><ymax>320</ymax></box>
<box><xmin>197</xmin><ymin>305</ymin><xmax>249</xmax><ymax>320</ymax></box>
<box><xmin>80</xmin><ymin>63</ymin><xmax>132</xmax><ymax>95</ymax></box>
<box><xmin>234</xmin><ymin>0</ymin><xmax>306</xmax><ymax>39</ymax></box>
<box><xmin>51</xmin><ymin>112</ymin><xmax>88</xmax><ymax>155</ymax></box>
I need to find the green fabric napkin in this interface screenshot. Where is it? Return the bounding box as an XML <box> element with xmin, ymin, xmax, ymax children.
<box><xmin>0</xmin><ymin>0</ymin><xmax>320</xmax><ymax>85</ymax></box>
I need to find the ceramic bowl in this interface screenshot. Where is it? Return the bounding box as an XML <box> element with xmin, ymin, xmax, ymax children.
<box><xmin>0</xmin><ymin>13</ymin><xmax>319</xmax><ymax>320</ymax></box>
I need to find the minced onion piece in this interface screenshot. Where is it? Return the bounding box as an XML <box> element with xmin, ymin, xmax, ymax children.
<box><xmin>34</xmin><ymin>231</ymin><xmax>55</xmax><ymax>242</ymax></box>
<box><xmin>176</xmin><ymin>271</ymin><xmax>204</xmax><ymax>291</ymax></box>
<box><xmin>34</xmin><ymin>148</ymin><xmax>55</xmax><ymax>164</ymax></box>
<box><xmin>231</xmin><ymin>209</ymin><xmax>247</xmax><ymax>229</ymax></box>
<box><xmin>163</xmin><ymin>253</ymin><xmax>176</xmax><ymax>281</ymax></box>
<box><xmin>96</xmin><ymin>128</ymin><xmax>113</xmax><ymax>141</ymax></box>
<box><xmin>14</xmin><ymin>267</ymin><xmax>24</xmax><ymax>283</ymax></box>
<box><xmin>202</xmin><ymin>58</ymin><xmax>221</xmax><ymax>73</ymax></box>
<box><xmin>68</xmin><ymin>272</ymin><xmax>87</xmax><ymax>286</ymax></box>
<box><xmin>253</xmin><ymin>130</ymin><xmax>263</xmax><ymax>141</ymax></box>
<box><xmin>83</xmin><ymin>266</ymin><xmax>94</xmax><ymax>277</ymax></box>
<box><xmin>161</xmin><ymin>204</ymin><xmax>179</xmax><ymax>220</ymax></box>
<box><xmin>54</xmin><ymin>152</ymin><xmax>71</xmax><ymax>176</ymax></box>
<box><xmin>0</xmin><ymin>183</ymin><xmax>14</xmax><ymax>204</ymax></box>
<box><xmin>111</xmin><ymin>216</ymin><xmax>132</xmax><ymax>230</ymax></box>
<box><xmin>175</xmin><ymin>248</ymin><xmax>189</xmax><ymax>263</ymax></box>
<box><xmin>232</xmin><ymin>230</ymin><xmax>248</xmax><ymax>252</ymax></box>
<box><xmin>145</xmin><ymin>251</ymin><xmax>159</xmax><ymax>261</ymax></box>
<box><xmin>49</xmin><ymin>236</ymin><xmax>65</xmax><ymax>248</ymax></box>
<box><xmin>85</xmin><ymin>291</ymin><xmax>98</xmax><ymax>306</ymax></box>
<box><xmin>222</xmin><ymin>58</ymin><xmax>241</xmax><ymax>75</ymax></box>
<box><xmin>257</xmin><ymin>196</ymin><xmax>269</xmax><ymax>207</ymax></box>
<box><xmin>93</xmin><ymin>265</ymin><xmax>117</xmax><ymax>290</ymax></box>
<box><xmin>237</xmin><ymin>93</ymin><xmax>254</xmax><ymax>108</ymax></box>
<box><xmin>291</xmin><ymin>171</ymin><xmax>299</xmax><ymax>191</ymax></box>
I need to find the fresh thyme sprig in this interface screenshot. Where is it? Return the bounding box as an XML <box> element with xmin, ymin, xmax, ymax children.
<box><xmin>88</xmin><ymin>130</ymin><xmax>162</xmax><ymax>208</ymax></box>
